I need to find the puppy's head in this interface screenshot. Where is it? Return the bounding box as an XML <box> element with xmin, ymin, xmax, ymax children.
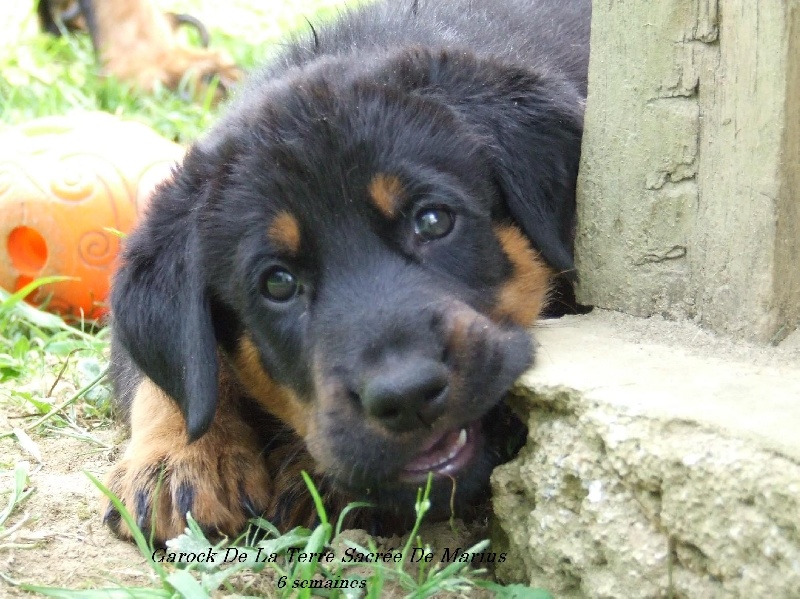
<box><xmin>112</xmin><ymin>48</ymin><xmax>582</xmax><ymax>521</ymax></box>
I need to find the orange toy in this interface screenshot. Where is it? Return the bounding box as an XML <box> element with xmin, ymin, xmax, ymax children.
<box><xmin>0</xmin><ymin>113</ymin><xmax>183</xmax><ymax>320</ymax></box>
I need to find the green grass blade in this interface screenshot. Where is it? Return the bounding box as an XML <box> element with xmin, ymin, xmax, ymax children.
<box><xmin>24</xmin><ymin>367</ymin><xmax>108</xmax><ymax>432</ymax></box>
<box><xmin>474</xmin><ymin>582</ymin><xmax>554</xmax><ymax>599</ymax></box>
<box><xmin>0</xmin><ymin>462</ymin><xmax>33</xmax><ymax>528</ymax></box>
<box><xmin>300</xmin><ymin>470</ymin><xmax>328</xmax><ymax>526</ymax></box>
<box><xmin>165</xmin><ymin>570</ymin><xmax>208</xmax><ymax>599</ymax></box>
<box><xmin>426</xmin><ymin>539</ymin><xmax>489</xmax><ymax>582</ymax></box>
<box><xmin>297</xmin><ymin>522</ymin><xmax>332</xmax><ymax>585</ymax></box>
<box><xmin>83</xmin><ymin>471</ymin><xmax>169</xmax><ymax>584</ymax></box>
<box><xmin>398</xmin><ymin>474</ymin><xmax>433</xmax><ymax>573</ymax></box>
<box><xmin>248</xmin><ymin>516</ymin><xmax>281</xmax><ymax>538</ymax></box>
<box><xmin>0</xmin><ymin>276</ymin><xmax>76</xmax><ymax>310</ymax></box>
<box><xmin>334</xmin><ymin>501</ymin><xmax>373</xmax><ymax>538</ymax></box>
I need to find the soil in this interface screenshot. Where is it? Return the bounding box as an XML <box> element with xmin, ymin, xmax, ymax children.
<box><xmin>0</xmin><ymin>426</ymin><xmax>152</xmax><ymax>594</ymax></box>
<box><xmin>0</xmin><ymin>416</ymin><xmax>493</xmax><ymax>598</ymax></box>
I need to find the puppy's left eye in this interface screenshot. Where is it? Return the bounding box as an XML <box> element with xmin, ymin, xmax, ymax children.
<box><xmin>261</xmin><ymin>268</ymin><xmax>300</xmax><ymax>302</ymax></box>
<box><xmin>414</xmin><ymin>207</ymin><xmax>455</xmax><ymax>241</ymax></box>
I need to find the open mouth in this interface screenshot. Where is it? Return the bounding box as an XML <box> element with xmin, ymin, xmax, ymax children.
<box><xmin>398</xmin><ymin>421</ymin><xmax>481</xmax><ymax>483</ymax></box>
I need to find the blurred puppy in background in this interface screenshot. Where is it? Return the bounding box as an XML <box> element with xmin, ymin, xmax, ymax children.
<box><xmin>37</xmin><ymin>0</ymin><xmax>240</xmax><ymax>97</ymax></box>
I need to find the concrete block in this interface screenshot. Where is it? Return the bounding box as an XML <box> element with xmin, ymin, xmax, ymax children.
<box><xmin>575</xmin><ymin>0</ymin><xmax>800</xmax><ymax>342</ymax></box>
<box><xmin>492</xmin><ymin>311</ymin><xmax>800</xmax><ymax>598</ymax></box>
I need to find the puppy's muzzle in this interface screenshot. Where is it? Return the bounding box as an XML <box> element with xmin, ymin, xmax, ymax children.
<box><xmin>359</xmin><ymin>356</ymin><xmax>450</xmax><ymax>432</ymax></box>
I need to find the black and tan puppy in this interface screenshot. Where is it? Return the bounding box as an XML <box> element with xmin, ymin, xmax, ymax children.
<box><xmin>104</xmin><ymin>0</ymin><xmax>590</xmax><ymax>542</ymax></box>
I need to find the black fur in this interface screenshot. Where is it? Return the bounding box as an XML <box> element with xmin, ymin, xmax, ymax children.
<box><xmin>110</xmin><ymin>0</ymin><xmax>590</xmax><ymax>534</ymax></box>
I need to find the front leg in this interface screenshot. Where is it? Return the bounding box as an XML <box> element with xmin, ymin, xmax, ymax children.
<box><xmin>103</xmin><ymin>378</ymin><xmax>272</xmax><ymax>544</ymax></box>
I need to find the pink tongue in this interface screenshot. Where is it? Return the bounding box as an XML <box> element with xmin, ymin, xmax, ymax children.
<box><xmin>404</xmin><ymin>429</ymin><xmax>461</xmax><ymax>472</ymax></box>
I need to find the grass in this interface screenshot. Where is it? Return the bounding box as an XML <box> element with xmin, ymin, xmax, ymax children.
<box><xmin>0</xmin><ymin>280</ymin><xmax>112</xmax><ymax>447</ymax></box>
<box><xmin>17</xmin><ymin>472</ymin><xmax>547</xmax><ymax>598</ymax></box>
<box><xmin>0</xmin><ymin>463</ymin><xmax>35</xmax><ymax>548</ymax></box>
<box><xmin>0</xmin><ymin>1</ymin><xmax>553</xmax><ymax>596</ymax></box>
<box><xmin>0</xmin><ymin>0</ymin><xmax>359</xmax><ymax>141</ymax></box>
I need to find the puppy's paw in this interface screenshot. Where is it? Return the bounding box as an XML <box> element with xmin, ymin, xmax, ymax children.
<box><xmin>102</xmin><ymin>380</ymin><xmax>271</xmax><ymax>544</ymax></box>
<box><xmin>103</xmin><ymin>436</ymin><xmax>271</xmax><ymax>544</ymax></box>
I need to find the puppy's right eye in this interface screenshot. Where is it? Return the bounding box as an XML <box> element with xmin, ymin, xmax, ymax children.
<box><xmin>260</xmin><ymin>268</ymin><xmax>299</xmax><ymax>302</ymax></box>
<box><xmin>414</xmin><ymin>206</ymin><xmax>455</xmax><ymax>242</ymax></box>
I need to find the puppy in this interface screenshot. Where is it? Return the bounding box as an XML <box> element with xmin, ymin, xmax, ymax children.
<box><xmin>104</xmin><ymin>0</ymin><xmax>590</xmax><ymax>542</ymax></box>
<box><xmin>38</xmin><ymin>0</ymin><xmax>240</xmax><ymax>96</ymax></box>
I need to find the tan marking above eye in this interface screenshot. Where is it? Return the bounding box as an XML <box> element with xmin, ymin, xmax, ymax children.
<box><xmin>367</xmin><ymin>174</ymin><xmax>404</xmax><ymax>218</ymax></box>
<box><xmin>492</xmin><ymin>225</ymin><xmax>553</xmax><ymax>326</ymax></box>
<box><xmin>268</xmin><ymin>212</ymin><xmax>301</xmax><ymax>254</ymax></box>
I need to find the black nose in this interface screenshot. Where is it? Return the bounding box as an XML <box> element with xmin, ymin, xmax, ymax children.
<box><xmin>361</xmin><ymin>358</ymin><xmax>449</xmax><ymax>432</ymax></box>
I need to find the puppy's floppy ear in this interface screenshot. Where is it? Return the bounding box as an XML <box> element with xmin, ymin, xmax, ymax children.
<box><xmin>389</xmin><ymin>49</ymin><xmax>584</xmax><ymax>276</ymax></box>
<box><xmin>480</xmin><ymin>70</ymin><xmax>584</xmax><ymax>278</ymax></box>
<box><xmin>111</xmin><ymin>142</ymin><xmax>227</xmax><ymax>441</ymax></box>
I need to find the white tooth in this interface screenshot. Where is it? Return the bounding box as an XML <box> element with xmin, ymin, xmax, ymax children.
<box><xmin>446</xmin><ymin>428</ymin><xmax>468</xmax><ymax>460</ymax></box>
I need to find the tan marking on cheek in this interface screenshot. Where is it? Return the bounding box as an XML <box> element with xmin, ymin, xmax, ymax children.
<box><xmin>268</xmin><ymin>212</ymin><xmax>301</xmax><ymax>254</ymax></box>
<box><xmin>232</xmin><ymin>336</ymin><xmax>310</xmax><ymax>436</ymax></box>
<box><xmin>305</xmin><ymin>354</ymin><xmax>371</xmax><ymax>475</ymax></box>
<box><xmin>492</xmin><ymin>225</ymin><xmax>553</xmax><ymax>326</ymax></box>
<box><xmin>367</xmin><ymin>174</ymin><xmax>404</xmax><ymax>218</ymax></box>
<box><xmin>303</xmin><ymin>358</ymin><xmax>338</xmax><ymax>472</ymax></box>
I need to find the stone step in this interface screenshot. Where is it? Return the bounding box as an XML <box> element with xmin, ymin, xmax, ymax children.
<box><xmin>492</xmin><ymin>310</ymin><xmax>800</xmax><ymax>598</ymax></box>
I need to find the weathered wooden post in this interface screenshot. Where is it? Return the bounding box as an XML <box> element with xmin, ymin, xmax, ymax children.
<box><xmin>576</xmin><ymin>0</ymin><xmax>800</xmax><ymax>343</ymax></box>
<box><xmin>492</xmin><ymin>4</ymin><xmax>800</xmax><ymax>596</ymax></box>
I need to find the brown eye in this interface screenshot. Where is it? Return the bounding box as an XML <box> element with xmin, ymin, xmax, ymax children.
<box><xmin>261</xmin><ymin>268</ymin><xmax>299</xmax><ymax>302</ymax></box>
<box><xmin>414</xmin><ymin>207</ymin><xmax>455</xmax><ymax>241</ymax></box>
